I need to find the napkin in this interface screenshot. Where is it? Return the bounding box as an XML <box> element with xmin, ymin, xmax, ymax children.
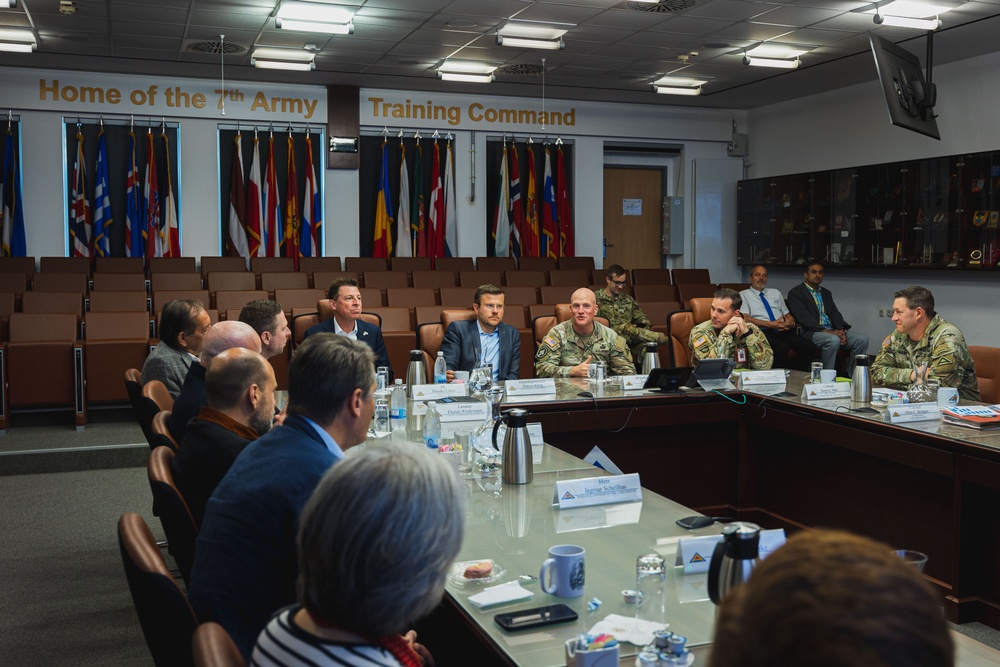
<box><xmin>586</xmin><ymin>614</ymin><xmax>668</xmax><ymax>646</ymax></box>
<box><xmin>467</xmin><ymin>581</ymin><xmax>534</xmax><ymax>609</ymax></box>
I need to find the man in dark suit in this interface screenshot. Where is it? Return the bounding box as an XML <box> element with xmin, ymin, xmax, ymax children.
<box><xmin>187</xmin><ymin>334</ymin><xmax>376</xmax><ymax>660</ymax></box>
<box><xmin>304</xmin><ymin>277</ymin><xmax>391</xmax><ymax>379</ymax></box>
<box><xmin>440</xmin><ymin>284</ymin><xmax>521</xmax><ymax>382</ymax></box>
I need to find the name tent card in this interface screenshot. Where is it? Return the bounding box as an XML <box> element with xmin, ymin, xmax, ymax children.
<box><xmin>801</xmin><ymin>382</ymin><xmax>852</xmax><ymax>400</ymax></box>
<box><xmin>553</xmin><ymin>473</ymin><xmax>642</xmax><ymax>509</ymax></box>
<box><xmin>435</xmin><ymin>401</ymin><xmax>490</xmax><ymax>422</ymax></box>
<box><xmin>619</xmin><ymin>375</ymin><xmax>649</xmax><ymax>391</ymax></box>
<box><xmin>677</xmin><ymin>529</ymin><xmax>786</xmax><ymax>574</ymax></box>
<box><xmin>410</xmin><ymin>383</ymin><xmax>468</xmax><ymax>401</ymax></box>
<box><xmin>737</xmin><ymin>370</ymin><xmax>786</xmax><ymax>388</ymax></box>
<box><xmin>505</xmin><ymin>378</ymin><xmax>557</xmax><ymax>396</ymax></box>
<box><xmin>886</xmin><ymin>403</ymin><xmax>941</xmax><ymax>423</ymax></box>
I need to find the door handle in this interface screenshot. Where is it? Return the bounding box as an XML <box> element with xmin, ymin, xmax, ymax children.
<box><xmin>606</xmin><ymin>243</ymin><xmax>615</xmax><ymax>247</ymax></box>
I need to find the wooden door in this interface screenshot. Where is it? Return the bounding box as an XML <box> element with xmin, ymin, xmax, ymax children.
<box><xmin>603</xmin><ymin>168</ymin><xmax>663</xmax><ymax>269</ymax></box>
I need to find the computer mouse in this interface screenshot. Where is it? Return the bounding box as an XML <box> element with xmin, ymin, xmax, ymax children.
<box><xmin>577</xmin><ymin>391</ymin><xmax>593</xmax><ymax>398</ymax></box>
<box><xmin>676</xmin><ymin>515</ymin><xmax>716</xmax><ymax>529</ymax></box>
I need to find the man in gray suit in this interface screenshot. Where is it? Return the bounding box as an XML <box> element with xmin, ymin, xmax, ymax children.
<box><xmin>440</xmin><ymin>284</ymin><xmax>521</xmax><ymax>382</ymax></box>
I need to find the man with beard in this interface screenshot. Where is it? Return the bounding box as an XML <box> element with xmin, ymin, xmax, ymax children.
<box><xmin>171</xmin><ymin>347</ymin><xmax>277</xmax><ymax>525</ymax></box>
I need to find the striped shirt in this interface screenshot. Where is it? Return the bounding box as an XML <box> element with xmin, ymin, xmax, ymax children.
<box><xmin>252</xmin><ymin>607</ymin><xmax>404</xmax><ymax>667</ymax></box>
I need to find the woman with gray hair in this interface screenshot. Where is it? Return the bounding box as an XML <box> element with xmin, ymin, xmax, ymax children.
<box><xmin>251</xmin><ymin>441</ymin><xmax>466</xmax><ymax>666</ymax></box>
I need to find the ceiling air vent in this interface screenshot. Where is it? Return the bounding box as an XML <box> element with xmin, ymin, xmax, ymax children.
<box><xmin>496</xmin><ymin>63</ymin><xmax>547</xmax><ymax>76</ymax></box>
<box><xmin>183</xmin><ymin>40</ymin><xmax>247</xmax><ymax>55</ymax></box>
<box><xmin>624</xmin><ymin>0</ymin><xmax>697</xmax><ymax>13</ymax></box>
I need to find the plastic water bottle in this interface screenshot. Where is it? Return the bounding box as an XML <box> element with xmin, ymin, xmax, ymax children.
<box><xmin>390</xmin><ymin>379</ymin><xmax>406</xmax><ymax>430</ymax></box>
<box><xmin>423</xmin><ymin>401</ymin><xmax>442</xmax><ymax>448</ymax></box>
<box><xmin>434</xmin><ymin>351</ymin><xmax>448</xmax><ymax>384</ymax></box>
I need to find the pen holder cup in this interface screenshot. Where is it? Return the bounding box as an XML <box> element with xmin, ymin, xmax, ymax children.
<box><xmin>565</xmin><ymin>639</ymin><xmax>619</xmax><ymax>667</ymax></box>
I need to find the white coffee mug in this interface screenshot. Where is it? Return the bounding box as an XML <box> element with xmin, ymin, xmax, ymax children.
<box><xmin>937</xmin><ymin>387</ymin><xmax>959</xmax><ymax>407</ymax></box>
<box><xmin>453</xmin><ymin>370</ymin><xmax>470</xmax><ymax>383</ymax></box>
<box><xmin>540</xmin><ymin>544</ymin><xmax>585</xmax><ymax>597</ymax></box>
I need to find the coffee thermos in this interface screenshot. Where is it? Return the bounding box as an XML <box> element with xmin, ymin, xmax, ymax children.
<box><xmin>852</xmin><ymin>354</ymin><xmax>872</xmax><ymax>405</ymax></box>
<box><xmin>492</xmin><ymin>408</ymin><xmax>533</xmax><ymax>485</ymax></box>
<box><xmin>404</xmin><ymin>350</ymin><xmax>426</xmax><ymax>398</ymax></box>
<box><xmin>708</xmin><ymin>522</ymin><xmax>761</xmax><ymax>605</ymax></box>
<box><xmin>641</xmin><ymin>342</ymin><xmax>660</xmax><ymax>375</ymax></box>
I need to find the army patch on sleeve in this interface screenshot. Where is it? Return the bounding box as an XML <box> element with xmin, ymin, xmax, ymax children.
<box><xmin>543</xmin><ymin>336</ymin><xmax>558</xmax><ymax>349</ymax></box>
<box><xmin>693</xmin><ymin>335</ymin><xmax>707</xmax><ymax>349</ymax></box>
<box><xmin>881</xmin><ymin>334</ymin><xmax>892</xmax><ymax>347</ymax></box>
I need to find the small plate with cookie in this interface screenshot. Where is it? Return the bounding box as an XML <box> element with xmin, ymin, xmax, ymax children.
<box><xmin>449</xmin><ymin>559</ymin><xmax>506</xmax><ymax>586</ymax></box>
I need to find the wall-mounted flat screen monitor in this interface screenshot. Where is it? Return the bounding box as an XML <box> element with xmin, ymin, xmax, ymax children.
<box><xmin>869</xmin><ymin>32</ymin><xmax>940</xmax><ymax>140</ymax></box>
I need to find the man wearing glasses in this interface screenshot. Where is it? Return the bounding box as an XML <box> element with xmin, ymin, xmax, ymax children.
<box><xmin>595</xmin><ymin>264</ymin><xmax>669</xmax><ymax>359</ymax></box>
<box><xmin>439</xmin><ymin>284</ymin><xmax>521</xmax><ymax>382</ymax></box>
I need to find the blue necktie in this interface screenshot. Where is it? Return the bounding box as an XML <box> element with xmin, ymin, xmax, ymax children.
<box><xmin>760</xmin><ymin>292</ymin><xmax>776</xmax><ymax>321</ymax></box>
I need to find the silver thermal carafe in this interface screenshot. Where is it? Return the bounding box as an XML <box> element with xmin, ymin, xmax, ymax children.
<box><xmin>492</xmin><ymin>408</ymin><xmax>533</xmax><ymax>485</ymax></box>
<box><xmin>404</xmin><ymin>350</ymin><xmax>426</xmax><ymax>398</ymax></box>
<box><xmin>851</xmin><ymin>354</ymin><xmax>873</xmax><ymax>405</ymax></box>
<box><xmin>708</xmin><ymin>522</ymin><xmax>761</xmax><ymax>605</ymax></box>
<box><xmin>641</xmin><ymin>342</ymin><xmax>661</xmax><ymax>375</ymax></box>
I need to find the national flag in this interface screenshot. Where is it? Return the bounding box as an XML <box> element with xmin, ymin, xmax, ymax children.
<box><xmin>70</xmin><ymin>130</ymin><xmax>91</xmax><ymax>257</ymax></box>
<box><xmin>396</xmin><ymin>142</ymin><xmax>412</xmax><ymax>258</ymax></box>
<box><xmin>125</xmin><ymin>132</ymin><xmax>144</xmax><ymax>259</ymax></box>
<box><xmin>373</xmin><ymin>139</ymin><xmax>394</xmax><ymax>258</ymax></box>
<box><xmin>443</xmin><ymin>139</ymin><xmax>457</xmax><ymax>258</ymax></box>
<box><xmin>143</xmin><ymin>131</ymin><xmax>161</xmax><ymax>258</ymax></box>
<box><xmin>262</xmin><ymin>133</ymin><xmax>281</xmax><ymax>257</ymax></box>
<box><xmin>508</xmin><ymin>144</ymin><xmax>525</xmax><ymax>259</ymax></box>
<box><xmin>557</xmin><ymin>145</ymin><xmax>575</xmax><ymax>257</ymax></box>
<box><xmin>492</xmin><ymin>145</ymin><xmax>511</xmax><ymax>257</ymax></box>
<box><xmin>541</xmin><ymin>145</ymin><xmax>558</xmax><ymax>259</ymax></box>
<box><xmin>246</xmin><ymin>133</ymin><xmax>264</xmax><ymax>257</ymax></box>
<box><xmin>525</xmin><ymin>144</ymin><xmax>540</xmax><ymax>257</ymax></box>
<box><xmin>301</xmin><ymin>133</ymin><xmax>321</xmax><ymax>258</ymax></box>
<box><xmin>92</xmin><ymin>131</ymin><xmax>113</xmax><ymax>258</ymax></box>
<box><xmin>428</xmin><ymin>140</ymin><xmax>443</xmax><ymax>259</ymax></box>
<box><xmin>161</xmin><ymin>131</ymin><xmax>180</xmax><ymax>257</ymax></box>
<box><xmin>227</xmin><ymin>134</ymin><xmax>250</xmax><ymax>263</ymax></box>
<box><xmin>284</xmin><ymin>133</ymin><xmax>300</xmax><ymax>269</ymax></box>
<box><xmin>412</xmin><ymin>141</ymin><xmax>426</xmax><ymax>257</ymax></box>
<box><xmin>1</xmin><ymin>129</ymin><xmax>27</xmax><ymax>257</ymax></box>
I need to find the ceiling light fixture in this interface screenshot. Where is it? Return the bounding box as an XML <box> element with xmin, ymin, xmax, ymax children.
<box><xmin>0</xmin><ymin>28</ymin><xmax>36</xmax><ymax>53</ymax></box>
<box><xmin>276</xmin><ymin>1</ymin><xmax>355</xmax><ymax>34</ymax></box>
<box><xmin>744</xmin><ymin>56</ymin><xmax>801</xmax><ymax>69</ymax></box>
<box><xmin>865</xmin><ymin>0</ymin><xmax>954</xmax><ymax>29</ymax></box>
<box><xmin>497</xmin><ymin>35</ymin><xmax>564</xmax><ymax>50</ymax></box>
<box><xmin>652</xmin><ymin>75</ymin><xmax>708</xmax><ymax>95</ymax></box>
<box><xmin>873</xmin><ymin>13</ymin><xmax>941</xmax><ymax>29</ymax></box>
<box><xmin>654</xmin><ymin>85</ymin><xmax>702</xmax><ymax>96</ymax></box>
<box><xmin>497</xmin><ymin>20</ymin><xmax>571</xmax><ymax>51</ymax></box>
<box><xmin>438</xmin><ymin>59</ymin><xmax>497</xmax><ymax>84</ymax></box>
<box><xmin>251</xmin><ymin>47</ymin><xmax>316</xmax><ymax>71</ymax></box>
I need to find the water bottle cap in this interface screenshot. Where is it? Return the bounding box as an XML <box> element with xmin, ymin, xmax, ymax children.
<box><xmin>394</xmin><ymin>379</ymin><xmax>402</xmax><ymax>385</ymax></box>
<box><xmin>437</xmin><ymin>351</ymin><xmax>444</xmax><ymax>357</ymax></box>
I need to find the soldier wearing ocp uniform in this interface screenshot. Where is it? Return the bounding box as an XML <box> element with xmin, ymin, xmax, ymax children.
<box><xmin>687</xmin><ymin>287</ymin><xmax>774</xmax><ymax>370</ymax></box>
<box><xmin>595</xmin><ymin>264</ymin><xmax>669</xmax><ymax>359</ymax></box>
<box><xmin>535</xmin><ymin>319</ymin><xmax>636</xmax><ymax>378</ymax></box>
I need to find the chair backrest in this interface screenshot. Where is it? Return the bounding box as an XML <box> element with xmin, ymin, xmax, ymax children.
<box><xmin>439</xmin><ymin>286</ymin><xmax>476</xmax><ymax>307</ymax></box>
<box><xmin>85</xmin><ymin>311</ymin><xmax>151</xmax><ymax>339</ymax></box>
<box><xmin>125</xmin><ymin>368</ymin><xmax>157</xmax><ymax>445</ymax></box>
<box><xmin>501</xmin><ymin>306</ymin><xmax>529</xmax><ymax>329</ymax></box>
<box><xmin>547</xmin><ymin>269</ymin><xmax>591</xmax><ymax>287</ymax></box>
<box><xmin>532</xmin><ymin>314</ymin><xmax>558</xmax><ymax>349</ymax></box>
<box><xmin>518</xmin><ymin>256</ymin><xmax>556</xmax><ymax>272</ymax></box>
<box><xmin>689</xmin><ymin>297</ymin><xmax>713</xmax><ymax>324</ymax></box>
<box><xmin>415</xmin><ymin>306</ymin><xmax>446</xmax><ymax>326</ymax></box>
<box><xmin>667</xmin><ymin>310</ymin><xmax>695</xmax><ymax>367</ymax></box>
<box><xmin>298</xmin><ymin>256</ymin><xmax>342</xmax><ymax>274</ymax></box>
<box><xmin>192</xmin><ymin>622</ymin><xmax>246</xmax><ymax>667</ymax></box>
<box><xmin>411</xmin><ymin>270</ymin><xmax>457</xmax><ymax>289</ymax></box>
<box><xmin>142</xmin><ymin>379</ymin><xmax>174</xmax><ymax>412</ymax></box>
<box><xmin>206</xmin><ymin>272</ymin><xmax>256</xmax><ymax>293</ymax></box>
<box><xmin>528</xmin><ymin>304</ymin><xmax>555</xmax><ymax>321</ymax></box>
<box><xmin>150</xmin><ymin>273</ymin><xmax>203</xmax><ymax>292</ymax></box>
<box><xmin>358</xmin><ymin>287</ymin><xmax>384</xmax><ymax>307</ymax></box>
<box><xmin>417</xmin><ymin>322</ymin><xmax>444</xmax><ymax>382</ymax></box>
<box><xmin>558</xmin><ymin>256</ymin><xmax>595</xmax><ymax>271</ymax></box>
<box><xmin>631</xmin><ymin>268</ymin><xmax>672</xmax><ymax>285</ymax></box>
<box><xmin>363</xmin><ymin>270</ymin><xmax>410</xmax><ymax>289</ymax></box>
<box><xmin>312</xmin><ymin>271</ymin><xmax>359</xmax><ymax>292</ymax></box>
<box><xmin>273</xmin><ymin>288</ymin><xmax>325</xmax><ymax>314</ymax></box>
<box><xmin>9</xmin><ymin>312</ymin><xmax>78</xmax><ymax>341</ymax></box>
<box><xmin>250</xmin><ymin>256</ymin><xmax>295</xmax><ymax>275</ymax></box>
<box><xmin>291</xmin><ymin>312</ymin><xmax>319</xmax><ymax>348</ymax></box>
<box><xmin>214</xmin><ymin>290</ymin><xmax>268</xmax><ymax>314</ymax></box>
<box><xmin>200</xmin><ymin>256</ymin><xmax>247</xmax><ymax>277</ymax></box>
<box><xmin>502</xmin><ymin>285</ymin><xmax>540</xmax><ymax>305</ymax></box>
<box><xmin>32</xmin><ymin>272</ymin><xmax>88</xmax><ymax>293</ymax></box>
<box><xmin>345</xmin><ymin>257</ymin><xmax>389</xmax><ymax>273</ymax></box>
<box><xmin>148</xmin><ymin>257</ymin><xmax>197</xmax><ymax>274</ymax></box>
<box><xmin>151</xmin><ymin>410</ymin><xmax>180</xmax><ymax>451</ymax></box>
<box><xmin>88</xmin><ymin>291</ymin><xmax>149</xmax><ymax>313</ymax></box>
<box><xmin>148</xmin><ymin>446</ymin><xmax>199</xmax><ymax>582</ymax></box>
<box><xmin>441</xmin><ymin>309</ymin><xmax>476</xmax><ymax>331</ymax></box>
<box><xmin>39</xmin><ymin>256</ymin><xmax>90</xmax><ymax>273</ymax></box>
<box><xmin>387</xmin><ymin>287</ymin><xmax>437</xmax><ymax>309</ymax></box>
<box><xmin>0</xmin><ymin>272</ymin><xmax>27</xmax><ymax>294</ymax></box>
<box><xmin>0</xmin><ymin>256</ymin><xmax>35</xmax><ymax>276</ymax></box>
<box><xmin>970</xmin><ymin>346</ymin><xmax>1000</xmax><ymax>403</ymax></box>
<box><xmin>504</xmin><ymin>270</ymin><xmax>546</xmax><ymax>287</ymax></box>
<box><xmin>462</xmin><ymin>271</ymin><xmax>504</xmax><ymax>288</ymax></box>
<box><xmin>366</xmin><ymin>306</ymin><xmax>413</xmax><ymax>332</ymax></box>
<box><xmin>434</xmin><ymin>257</ymin><xmax>475</xmax><ymax>272</ymax></box>
<box><xmin>539</xmin><ymin>285</ymin><xmax>571</xmax><ymax>305</ymax></box>
<box><xmin>117</xmin><ymin>511</ymin><xmax>198</xmax><ymax>667</ymax></box>
<box><xmin>22</xmin><ymin>290</ymin><xmax>84</xmax><ymax>316</ymax></box>
<box><xmin>677</xmin><ymin>283</ymin><xmax>718</xmax><ymax>306</ymax></box>
<box><xmin>719</xmin><ymin>282</ymin><xmax>750</xmax><ymax>292</ymax></box>
<box><xmin>633</xmin><ymin>284</ymin><xmax>678</xmax><ymax>303</ymax></box>
<box><xmin>152</xmin><ymin>290</ymin><xmax>210</xmax><ymax>314</ymax></box>
<box><xmin>672</xmin><ymin>268</ymin><xmax>711</xmax><ymax>284</ymax></box>
<box><xmin>95</xmin><ymin>257</ymin><xmax>145</xmax><ymax>274</ymax></box>
<box><xmin>637</xmin><ymin>301</ymin><xmax>681</xmax><ymax>329</ymax></box>
<box><xmin>475</xmin><ymin>256</ymin><xmax>517</xmax><ymax>272</ymax></box>
<box><xmin>390</xmin><ymin>257</ymin><xmax>432</xmax><ymax>273</ymax></box>
<box><xmin>260</xmin><ymin>272</ymin><xmax>309</xmax><ymax>292</ymax></box>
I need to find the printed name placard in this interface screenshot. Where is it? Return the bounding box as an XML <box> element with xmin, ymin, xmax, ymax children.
<box><xmin>526</xmin><ymin>422</ymin><xmax>544</xmax><ymax>445</ymax></box>
<box><xmin>435</xmin><ymin>401</ymin><xmax>490</xmax><ymax>422</ymax></box>
<box><xmin>410</xmin><ymin>383</ymin><xmax>469</xmax><ymax>401</ymax></box>
<box><xmin>505</xmin><ymin>378</ymin><xmax>557</xmax><ymax>396</ymax></box>
<box><xmin>737</xmin><ymin>370</ymin><xmax>786</xmax><ymax>387</ymax></box>
<box><xmin>619</xmin><ymin>374</ymin><xmax>649</xmax><ymax>391</ymax></box>
<box><xmin>801</xmin><ymin>382</ymin><xmax>852</xmax><ymax>400</ymax></box>
<box><xmin>677</xmin><ymin>529</ymin><xmax>787</xmax><ymax>574</ymax></box>
<box><xmin>886</xmin><ymin>403</ymin><xmax>941</xmax><ymax>424</ymax></box>
<box><xmin>553</xmin><ymin>473</ymin><xmax>642</xmax><ymax>509</ymax></box>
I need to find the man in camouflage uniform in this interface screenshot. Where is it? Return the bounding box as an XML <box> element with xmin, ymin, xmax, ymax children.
<box><xmin>535</xmin><ymin>288</ymin><xmax>636</xmax><ymax>378</ymax></box>
<box><xmin>871</xmin><ymin>285</ymin><xmax>980</xmax><ymax>401</ymax></box>
<box><xmin>595</xmin><ymin>264</ymin><xmax>669</xmax><ymax>359</ymax></box>
<box><xmin>689</xmin><ymin>288</ymin><xmax>774</xmax><ymax>369</ymax></box>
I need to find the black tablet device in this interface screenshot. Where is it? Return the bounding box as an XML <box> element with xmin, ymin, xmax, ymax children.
<box><xmin>687</xmin><ymin>358</ymin><xmax>736</xmax><ymax>388</ymax></box>
<box><xmin>643</xmin><ymin>366</ymin><xmax>694</xmax><ymax>393</ymax></box>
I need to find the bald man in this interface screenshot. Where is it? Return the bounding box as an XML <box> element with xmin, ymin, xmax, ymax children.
<box><xmin>535</xmin><ymin>288</ymin><xmax>636</xmax><ymax>378</ymax></box>
<box><xmin>171</xmin><ymin>348</ymin><xmax>277</xmax><ymax>525</ymax></box>
<box><xmin>167</xmin><ymin>320</ymin><xmax>262</xmax><ymax>443</ymax></box>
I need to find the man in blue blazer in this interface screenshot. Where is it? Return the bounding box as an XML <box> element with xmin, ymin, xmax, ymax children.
<box><xmin>187</xmin><ymin>334</ymin><xmax>376</xmax><ymax>659</ymax></box>
<box><xmin>304</xmin><ymin>277</ymin><xmax>392</xmax><ymax>379</ymax></box>
<box><xmin>440</xmin><ymin>284</ymin><xmax>521</xmax><ymax>382</ymax></box>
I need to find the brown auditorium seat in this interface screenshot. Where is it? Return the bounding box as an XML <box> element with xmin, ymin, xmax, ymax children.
<box><xmin>214</xmin><ymin>290</ymin><xmax>268</xmax><ymax>315</ymax></box>
<box><xmin>672</xmin><ymin>268</ymin><xmax>711</xmax><ymax>284</ymax></box>
<box><xmin>312</xmin><ymin>271</ymin><xmax>359</xmax><ymax>290</ymax></box>
<box><xmin>460</xmin><ymin>270</ymin><xmax>502</xmax><ymax>288</ymax></box>
<box><xmin>500</xmin><ymin>305</ymin><xmax>528</xmax><ymax>329</ymax></box>
<box><xmin>22</xmin><ymin>290</ymin><xmax>84</xmax><ymax>317</ymax></box>
<box><xmin>441</xmin><ymin>309</ymin><xmax>476</xmax><ymax>331</ymax></box>
<box><xmin>386</xmin><ymin>287</ymin><xmax>436</xmax><ymax>310</ymax></box>
<box><xmin>558</xmin><ymin>256</ymin><xmax>595</xmax><ymax>271</ymax></box>
<box><xmin>92</xmin><ymin>272</ymin><xmax>146</xmax><ymax>292</ymax></box>
<box><xmin>150</xmin><ymin>273</ymin><xmax>203</xmax><ymax>292</ymax></box>
<box><xmin>291</xmin><ymin>312</ymin><xmax>319</xmax><ymax>349</ymax></box>
<box><xmin>970</xmin><ymin>346</ymin><xmax>1000</xmax><ymax>403</ymax></box>
<box><xmin>439</xmin><ymin>287</ymin><xmax>476</xmax><ymax>307</ymax></box>
<box><xmin>205</xmin><ymin>271</ymin><xmax>256</xmax><ymax>294</ymax></box>
<box><xmin>272</xmin><ymin>288</ymin><xmax>325</xmax><ymax>315</ymax></box>
<box><xmin>358</xmin><ymin>287</ymin><xmax>384</xmax><ymax>307</ymax></box>
<box><xmin>475</xmin><ymin>256</ymin><xmax>517</xmax><ymax>272</ymax></box>
<box><xmin>345</xmin><ymin>257</ymin><xmax>388</xmax><ymax>273</ymax></box>
<box><xmin>250</xmin><ymin>257</ymin><xmax>294</xmax><ymax>275</ymax></box>
<box><xmin>547</xmin><ymin>269</ymin><xmax>591</xmax><ymax>287</ymax></box>
<box><xmin>147</xmin><ymin>446</ymin><xmax>199</xmax><ymax>583</ymax></box>
<box><xmin>0</xmin><ymin>292</ymin><xmax>15</xmax><ymax>341</ymax></box>
<box><xmin>688</xmin><ymin>297</ymin><xmax>712</xmax><ymax>324</ymax></box>
<box><xmin>151</xmin><ymin>410</ymin><xmax>180</xmax><ymax>452</ymax></box>
<box><xmin>360</xmin><ymin>309</ymin><xmax>412</xmax><ymax>378</ymax></box>
<box><xmin>298</xmin><ymin>256</ymin><xmax>342</xmax><ymax>274</ymax></box>
<box><xmin>434</xmin><ymin>257</ymin><xmax>474</xmax><ymax>273</ymax></box>
<box><xmin>677</xmin><ymin>283</ymin><xmax>718</xmax><ymax>306</ymax></box>
<box><xmin>192</xmin><ymin>622</ymin><xmax>245</xmax><ymax>667</ymax></box>
<box><xmin>0</xmin><ymin>272</ymin><xmax>27</xmax><ymax>295</ymax></box>
<box><xmin>417</xmin><ymin>322</ymin><xmax>444</xmax><ymax>383</ymax></box>
<box><xmin>32</xmin><ymin>272</ymin><xmax>88</xmax><ymax>293</ymax></box>
<box><xmin>539</xmin><ymin>285</ymin><xmax>571</xmax><ymax>305</ymax></box>
<box><xmin>631</xmin><ymin>268</ymin><xmax>672</xmax><ymax>285</ymax></box>
<box><xmin>504</xmin><ymin>270</ymin><xmax>547</xmax><ymax>287</ymax></box>
<box><xmin>719</xmin><ymin>282</ymin><xmax>750</xmax><ymax>292</ymax></box>
<box><xmin>151</xmin><ymin>290</ymin><xmax>210</xmax><ymax>315</ymax></box>
<box><xmin>366</xmin><ymin>306</ymin><xmax>413</xmax><ymax>332</ymax></box>
<box><xmin>95</xmin><ymin>257</ymin><xmax>145</xmax><ymax>274</ymax></box>
<box><xmin>667</xmin><ymin>310</ymin><xmax>695</xmax><ymax>367</ymax></box>
<box><xmin>518</xmin><ymin>257</ymin><xmax>556</xmax><ymax>272</ymax></box>
<box><xmin>84</xmin><ymin>311</ymin><xmax>154</xmax><ymax>403</ymax></box>
<box><xmin>415</xmin><ymin>306</ymin><xmax>445</xmax><ymax>327</ymax></box>
<box><xmin>636</xmin><ymin>301</ymin><xmax>682</xmax><ymax>331</ymax></box>
<box><xmin>0</xmin><ymin>256</ymin><xmax>35</xmax><ymax>277</ymax></box>
<box><xmin>260</xmin><ymin>272</ymin><xmax>308</xmax><ymax>293</ymax></box>
<box><xmin>142</xmin><ymin>379</ymin><xmax>174</xmax><ymax>413</ymax></box>
<box><xmin>39</xmin><ymin>256</ymin><xmax>90</xmax><ymax>273</ymax></box>
<box><xmin>200</xmin><ymin>256</ymin><xmax>247</xmax><ymax>277</ymax></box>
<box><xmin>591</xmin><ymin>269</ymin><xmax>606</xmax><ymax>285</ymax></box>
<box><xmin>148</xmin><ymin>257</ymin><xmax>197</xmax><ymax>274</ymax></box>
<box><xmin>532</xmin><ymin>314</ymin><xmax>557</xmax><ymax>351</ymax></box>
<box><xmin>125</xmin><ymin>368</ymin><xmax>159</xmax><ymax>448</ymax></box>
<box><xmin>391</xmin><ymin>257</ymin><xmax>432</xmax><ymax>273</ymax></box>
<box><xmin>88</xmin><ymin>291</ymin><xmax>150</xmax><ymax>314</ymax></box>
<box><xmin>411</xmin><ymin>270</ymin><xmax>457</xmax><ymax>290</ymax></box>
<box><xmin>364</xmin><ymin>270</ymin><xmax>410</xmax><ymax>290</ymax></box>
<box><xmin>633</xmin><ymin>284</ymin><xmax>678</xmax><ymax>303</ymax></box>
<box><xmin>502</xmin><ymin>286</ymin><xmax>539</xmax><ymax>305</ymax></box>
<box><xmin>528</xmin><ymin>304</ymin><xmax>554</xmax><ymax>321</ymax></box>
<box><xmin>4</xmin><ymin>312</ymin><xmax>86</xmax><ymax>429</ymax></box>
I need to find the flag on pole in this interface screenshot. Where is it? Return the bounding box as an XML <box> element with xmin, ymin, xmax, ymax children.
<box><xmin>227</xmin><ymin>134</ymin><xmax>250</xmax><ymax>263</ymax></box>
<box><xmin>1</xmin><ymin>129</ymin><xmax>27</xmax><ymax>257</ymax></box>
<box><xmin>556</xmin><ymin>144</ymin><xmax>575</xmax><ymax>257</ymax></box>
<box><xmin>70</xmin><ymin>130</ymin><xmax>91</xmax><ymax>257</ymax></box>
<box><xmin>284</xmin><ymin>133</ymin><xmax>300</xmax><ymax>270</ymax></box>
<box><xmin>92</xmin><ymin>131</ymin><xmax>113</xmax><ymax>258</ymax></box>
<box><xmin>541</xmin><ymin>145</ymin><xmax>559</xmax><ymax>259</ymax></box>
<box><xmin>428</xmin><ymin>140</ymin><xmax>444</xmax><ymax>259</ymax></box>
<box><xmin>508</xmin><ymin>144</ymin><xmax>525</xmax><ymax>259</ymax></box>
<box><xmin>412</xmin><ymin>141</ymin><xmax>426</xmax><ymax>257</ymax></box>
<box><xmin>396</xmin><ymin>141</ymin><xmax>412</xmax><ymax>258</ymax></box>
<box><xmin>443</xmin><ymin>139</ymin><xmax>457</xmax><ymax>258</ymax></box>
<box><xmin>263</xmin><ymin>133</ymin><xmax>281</xmax><ymax>257</ymax></box>
<box><xmin>525</xmin><ymin>144</ymin><xmax>540</xmax><ymax>257</ymax></box>
<box><xmin>246</xmin><ymin>133</ymin><xmax>264</xmax><ymax>257</ymax></box>
<box><xmin>301</xmin><ymin>133</ymin><xmax>321</xmax><ymax>258</ymax></box>
<box><xmin>161</xmin><ymin>131</ymin><xmax>180</xmax><ymax>257</ymax></box>
<box><xmin>492</xmin><ymin>144</ymin><xmax>511</xmax><ymax>257</ymax></box>
<box><xmin>143</xmin><ymin>131</ymin><xmax>161</xmax><ymax>258</ymax></box>
<box><xmin>125</xmin><ymin>131</ymin><xmax>144</xmax><ymax>260</ymax></box>
<box><xmin>373</xmin><ymin>139</ymin><xmax>394</xmax><ymax>258</ymax></box>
